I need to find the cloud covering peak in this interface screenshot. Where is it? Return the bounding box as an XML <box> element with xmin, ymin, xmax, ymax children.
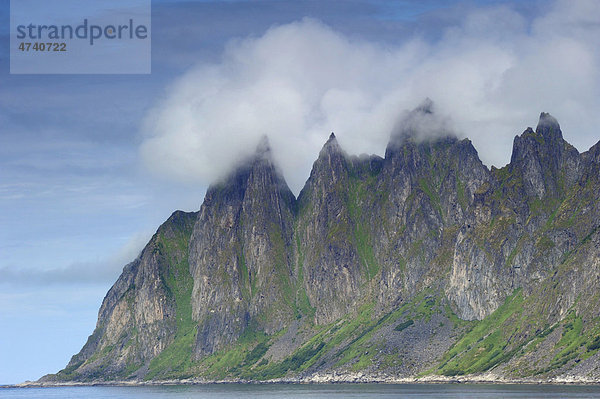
<box><xmin>140</xmin><ymin>0</ymin><xmax>600</xmax><ymax>194</ymax></box>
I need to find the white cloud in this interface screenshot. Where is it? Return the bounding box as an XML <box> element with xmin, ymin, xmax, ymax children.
<box><xmin>140</xmin><ymin>0</ymin><xmax>600</xmax><ymax>194</ymax></box>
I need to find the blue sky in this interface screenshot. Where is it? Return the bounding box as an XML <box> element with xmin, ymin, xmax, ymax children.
<box><xmin>1</xmin><ymin>0</ymin><xmax>599</xmax><ymax>385</ymax></box>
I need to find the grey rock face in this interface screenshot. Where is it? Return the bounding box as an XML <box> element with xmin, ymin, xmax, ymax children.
<box><xmin>510</xmin><ymin>113</ymin><xmax>581</xmax><ymax>199</ymax></box>
<box><xmin>51</xmin><ymin>107</ymin><xmax>600</xmax><ymax>383</ymax></box>
<box><xmin>380</xmin><ymin>120</ymin><xmax>490</xmax><ymax>316</ymax></box>
<box><xmin>53</xmin><ymin>210</ymin><xmax>197</xmax><ymax>380</ymax></box>
<box><xmin>189</xmin><ymin>137</ymin><xmax>296</xmax><ymax>355</ymax></box>
<box><xmin>446</xmin><ymin>113</ymin><xmax>588</xmax><ymax>320</ymax></box>
<box><xmin>296</xmin><ymin>133</ymin><xmax>367</xmax><ymax>324</ymax></box>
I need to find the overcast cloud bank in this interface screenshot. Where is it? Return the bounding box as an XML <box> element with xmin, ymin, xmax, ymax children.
<box><xmin>142</xmin><ymin>0</ymin><xmax>600</xmax><ymax>195</ymax></box>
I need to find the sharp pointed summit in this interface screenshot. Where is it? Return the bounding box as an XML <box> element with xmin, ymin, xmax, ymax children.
<box><xmin>386</xmin><ymin>99</ymin><xmax>455</xmax><ymax>156</ymax></box>
<box><xmin>415</xmin><ymin>97</ymin><xmax>434</xmax><ymax>114</ymax></box>
<box><xmin>254</xmin><ymin>134</ymin><xmax>273</xmax><ymax>160</ymax></box>
<box><xmin>319</xmin><ymin>131</ymin><xmax>342</xmax><ymax>156</ymax></box>
<box><xmin>536</xmin><ymin>112</ymin><xmax>562</xmax><ymax>140</ymax></box>
<box><xmin>509</xmin><ymin>112</ymin><xmax>581</xmax><ymax>199</ymax></box>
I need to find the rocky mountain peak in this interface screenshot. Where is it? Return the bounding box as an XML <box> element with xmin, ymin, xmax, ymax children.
<box><xmin>508</xmin><ymin>113</ymin><xmax>582</xmax><ymax>199</ymax></box>
<box><xmin>536</xmin><ymin>112</ymin><xmax>562</xmax><ymax>141</ymax></box>
<box><xmin>415</xmin><ymin>97</ymin><xmax>434</xmax><ymax>114</ymax></box>
<box><xmin>248</xmin><ymin>135</ymin><xmax>277</xmax><ymax>171</ymax></box>
<box><xmin>586</xmin><ymin>140</ymin><xmax>600</xmax><ymax>164</ymax></box>
<box><xmin>298</xmin><ymin>132</ymin><xmax>348</xmax><ymax>210</ymax></box>
<box><xmin>187</xmin><ymin>133</ymin><xmax>296</xmax><ymax>356</ymax></box>
<box><xmin>301</xmin><ymin>132</ymin><xmax>347</xmax><ymax>185</ymax></box>
<box><xmin>319</xmin><ymin>131</ymin><xmax>342</xmax><ymax>156</ymax></box>
<box><xmin>201</xmin><ymin>133</ymin><xmax>293</xmax><ymax>221</ymax></box>
<box><xmin>255</xmin><ymin>134</ymin><xmax>272</xmax><ymax>158</ymax></box>
<box><xmin>385</xmin><ymin>100</ymin><xmax>455</xmax><ymax>158</ymax></box>
<box><xmin>510</xmin><ymin>112</ymin><xmax>567</xmax><ymax>166</ymax></box>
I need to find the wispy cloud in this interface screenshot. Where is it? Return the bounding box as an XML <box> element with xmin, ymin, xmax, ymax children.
<box><xmin>0</xmin><ymin>262</ymin><xmax>122</xmax><ymax>286</ymax></box>
<box><xmin>140</xmin><ymin>0</ymin><xmax>600</xmax><ymax>194</ymax></box>
<box><xmin>0</xmin><ymin>230</ymin><xmax>151</xmax><ymax>286</ymax></box>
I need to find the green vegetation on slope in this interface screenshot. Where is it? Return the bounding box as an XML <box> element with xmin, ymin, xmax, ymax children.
<box><xmin>437</xmin><ymin>289</ymin><xmax>525</xmax><ymax>376</ymax></box>
<box><xmin>347</xmin><ymin>174</ymin><xmax>380</xmax><ymax>280</ymax></box>
<box><xmin>145</xmin><ymin>218</ymin><xmax>197</xmax><ymax>380</ymax></box>
<box><xmin>202</xmin><ymin>325</ymin><xmax>271</xmax><ymax>378</ymax></box>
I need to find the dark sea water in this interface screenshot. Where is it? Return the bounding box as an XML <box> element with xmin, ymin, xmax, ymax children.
<box><xmin>2</xmin><ymin>384</ymin><xmax>600</xmax><ymax>399</ymax></box>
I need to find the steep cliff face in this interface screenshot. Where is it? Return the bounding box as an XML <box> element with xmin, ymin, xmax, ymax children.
<box><xmin>510</xmin><ymin>113</ymin><xmax>582</xmax><ymax>199</ymax></box>
<box><xmin>446</xmin><ymin>113</ymin><xmax>587</xmax><ymax>320</ymax></box>
<box><xmin>53</xmin><ymin>210</ymin><xmax>197</xmax><ymax>380</ymax></box>
<box><xmin>296</xmin><ymin>133</ymin><xmax>369</xmax><ymax>324</ymax></box>
<box><xmin>437</xmin><ymin>139</ymin><xmax>600</xmax><ymax>378</ymax></box>
<box><xmin>188</xmin><ymin>137</ymin><xmax>296</xmax><ymax>357</ymax></box>
<box><xmin>379</xmin><ymin>115</ymin><xmax>490</xmax><ymax>309</ymax></box>
<box><xmin>48</xmin><ymin>108</ymin><xmax>600</xmax><ymax>383</ymax></box>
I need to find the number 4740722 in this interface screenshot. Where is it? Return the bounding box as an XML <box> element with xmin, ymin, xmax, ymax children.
<box><xmin>18</xmin><ymin>42</ymin><xmax>67</xmax><ymax>52</ymax></box>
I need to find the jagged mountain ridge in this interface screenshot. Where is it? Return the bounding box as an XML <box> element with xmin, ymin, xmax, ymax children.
<box><xmin>46</xmin><ymin>109</ymin><xmax>600</xmax><ymax>383</ymax></box>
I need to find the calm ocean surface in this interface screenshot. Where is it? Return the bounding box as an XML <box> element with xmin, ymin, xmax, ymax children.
<box><xmin>2</xmin><ymin>384</ymin><xmax>600</xmax><ymax>399</ymax></box>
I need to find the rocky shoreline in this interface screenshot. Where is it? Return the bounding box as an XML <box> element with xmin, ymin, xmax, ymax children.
<box><xmin>8</xmin><ymin>372</ymin><xmax>600</xmax><ymax>388</ymax></box>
